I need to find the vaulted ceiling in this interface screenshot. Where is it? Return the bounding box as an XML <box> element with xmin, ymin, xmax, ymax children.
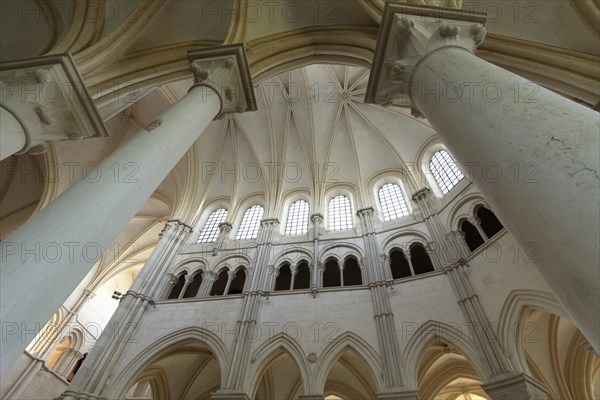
<box><xmin>0</xmin><ymin>0</ymin><xmax>598</xmax><ymax>345</ymax></box>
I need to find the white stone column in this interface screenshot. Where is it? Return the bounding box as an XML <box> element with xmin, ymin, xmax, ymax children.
<box><xmin>0</xmin><ymin>106</ymin><xmax>26</xmax><ymax>160</ymax></box>
<box><xmin>366</xmin><ymin>4</ymin><xmax>600</xmax><ymax>351</ymax></box>
<box><xmin>0</xmin><ymin>44</ymin><xmax>257</xmax><ymax>377</ymax></box>
<box><xmin>178</xmin><ymin>275</ymin><xmax>195</xmax><ymax>299</ymax></box>
<box><xmin>0</xmin><ymin>84</ymin><xmax>218</xmax><ymax>376</ymax></box>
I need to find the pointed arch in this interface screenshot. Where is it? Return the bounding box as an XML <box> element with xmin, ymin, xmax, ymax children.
<box><xmin>312</xmin><ymin>331</ymin><xmax>384</xmax><ymax>394</ymax></box>
<box><xmin>497</xmin><ymin>289</ymin><xmax>568</xmax><ymax>374</ymax></box>
<box><xmin>402</xmin><ymin>320</ymin><xmax>494</xmax><ymax>389</ymax></box>
<box><xmin>105</xmin><ymin>326</ymin><xmax>228</xmax><ymax>399</ymax></box>
<box><xmin>246</xmin><ymin>333</ymin><xmax>311</xmax><ymax>396</ymax></box>
<box><xmin>128</xmin><ymin>367</ymin><xmax>169</xmax><ymax>400</ymax></box>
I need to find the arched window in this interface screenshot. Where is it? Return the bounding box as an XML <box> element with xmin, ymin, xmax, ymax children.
<box><xmin>343</xmin><ymin>257</ymin><xmax>363</xmax><ymax>286</ymax></box>
<box><xmin>167</xmin><ymin>273</ymin><xmax>186</xmax><ymax>299</ymax></box>
<box><xmin>323</xmin><ymin>259</ymin><xmax>341</xmax><ymax>287</ymax></box>
<box><xmin>210</xmin><ymin>269</ymin><xmax>229</xmax><ymax>296</ymax></box>
<box><xmin>410</xmin><ymin>244</ymin><xmax>434</xmax><ymax>275</ymax></box>
<box><xmin>197</xmin><ymin>208</ymin><xmax>228</xmax><ymax>243</ymax></box>
<box><xmin>390</xmin><ymin>249</ymin><xmax>412</xmax><ymax>279</ymax></box>
<box><xmin>461</xmin><ymin>220</ymin><xmax>485</xmax><ymax>251</ymax></box>
<box><xmin>182</xmin><ymin>271</ymin><xmax>203</xmax><ymax>298</ymax></box>
<box><xmin>275</xmin><ymin>264</ymin><xmax>293</xmax><ymax>291</ymax></box>
<box><xmin>294</xmin><ymin>261</ymin><xmax>311</xmax><ymax>289</ymax></box>
<box><xmin>378</xmin><ymin>183</ymin><xmax>409</xmax><ymax>221</ymax></box>
<box><xmin>285</xmin><ymin>200</ymin><xmax>310</xmax><ymax>235</ymax></box>
<box><xmin>236</xmin><ymin>205</ymin><xmax>264</xmax><ymax>240</ymax></box>
<box><xmin>228</xmin><ymin>268</ymin><xmax>246</xmax><ymax>295</ymax></box>
<box><xmin>328</xmin><ymin>195</ymin><xmax>353</xmax><ymax>231</ymax></box>
<box><xmin>430</xmin><ymin>150</ymin><xmax>464</xmax><ymax>195</ymax></box>
<box><xmin>476</xmin><ymin>206</ymin><xmax>504</xmax><ymax>238</ymax></box>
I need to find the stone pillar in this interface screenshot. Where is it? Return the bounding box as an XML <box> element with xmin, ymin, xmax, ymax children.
<box><xmin>448</xmin><ymin>230</ymin><xmax>471</xmax><ymax>259</ymax></box>
<box><xmin>310</xmin><ymin>214</ymin><xmax>323</xmax><ymax>296</ymax></box>
<box><xmin>161</xmin><ymin>273</ymin><xmax>180</xmax><ymax>300</ymax></box>
<box><xmin>469</xmin><ymin>216</ymin><xmax>488</xmax><ymax>241</ymax></box>
<box><xmin>53</xmin><ymin>348</ymin><xmax>82</xmax><ymax>378</ymax></box>
<box><xmin>482</xmin><ymin>374</ymin><xmax>549</xmax><ymax>400</ymax></box>
<box><xmin>60</xmin><ymin>220</ymin><xmax>193</xmax><ymax>399</ymax></box>
<box><xmin>0</xmin><ymin>82</ymin><xmax>222</xmax><ymax>374</ymax></box>
<box><xmin>444</xmin><ymin>261</ymin><xmax>513</xmax><ymax>376</ymax></box>
<box><xmin>213</xmin><ymin>222</ymin><xmax>233</xmax><ymax>255</ymax></box>
<box><xmin>412</xmin><ymin>187</ymin><xmax>462</xmax><ymax>265</ymax></box>
<box><xmin>223</xmin><ymin>270</ymin><xmax>236</xmax><ymax>295</ymax></box>
<box><xmin>0</xmin><ymin>53</ymin><xmax>108</xmax><ymax>160</ymax></box>
<box><xmin>380</xmin><ymin>253</ymin><xmax>392</xmax><ymax>281</ymax></box>
<box><xmin>357</xmin><ymin>207</ymin><xmax>406</xmax><ymax>389</ymax></box>
<box><xmin>220</xmin><ymin>218</ymin><xmax>278</xmax><ymax>391</ymax></box>
<box><xmin>0</xmin><ymin>106</ymin><xmax>26</xmax><ymax>160</ymax></box>
<box><xmin>289</xmin><ymin>264</ymin><xmax>298</xmax><ymax>290</ymax></box>
<box><xmin>199</xmin><ymin>271</ymin><xmax>217</xmax><ymax>297</ymax></box>
<box><xmin>178</xmin><ymin>274</ymin><xmax>195</xmax><ymax>299</ymax></box>
<box><xmin>366</xmin><ymin>3</ymin><xmax>600</xmax><ymax>351</ymax></box>
<box><xmin>51</xmin><ymin>45</ymin><xmax>255</xmax><ymax>400</ymax></box>
<box><xmin>298</xmin><ymin>396</ymin><xmax>325</xmax><ymax>400</ymax></box>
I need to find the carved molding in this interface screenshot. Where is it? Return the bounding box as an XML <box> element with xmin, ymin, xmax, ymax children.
<box><xmin>188</xmin><ymin>44</ymin><xmax>257</xmax><ymax>116</ymax></box>
<box><xmin>0</xmin><ymin>53</ymin><xmax>107</xmax><ymax>155</ymax></box>
<box><xmin>365</xmin><ymin>4</ymin><xmax>487</xmax><ymax>109</ymax></box>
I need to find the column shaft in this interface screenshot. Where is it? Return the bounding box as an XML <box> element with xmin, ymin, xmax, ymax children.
<box><xmin>0</xmin><ymin>85</ymin><xmax>220</xmax><ymax>376</ymax></box>
<box><xmin>0</xmin><ymin>106</ymin><xmax>26</xmax><ymax>160</ymax></box>
<box><xmin>412</xmin><ymin>48</ymin><xmax>599</xmax><ymax>350</ymax></box>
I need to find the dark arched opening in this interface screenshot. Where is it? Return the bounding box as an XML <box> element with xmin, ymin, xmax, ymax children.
<box><xmin>460</xmin><ymin>220</ymin><xmax>485</xmax><ymax>252</ymax></box>
<box><xmin>294</xmin><ymin>261</ymin><xmax>311</xmax><ymax>289</ymax></box>
<box><xmin>228</xmin><ymin>268</ymin><xmax>246</xmax><ymax>295</ymax></box>
<box><xmin>410</xmin><ymin>244</ymin><xmax>434</xmax><ymax>275</ymax></box>
<box><xmin>183</xmin><ymin>271</ymin><xmax>203</xmax><ymax>298</ymax></box>
<box><xmin>275</xmin><ymin>264</ymin><xmax>292</xmax><ymax>291</ymax></box>
<box><xmin>343</xmin><ymin>257</ymin><xmax>362</xmax><ymax>286</ymax></box>
<box><xmin>167</xmin><ymin>273</ymin><xmax>186</xmax><ymax>299</ymax></box>
<box><xmin>323</xmin><ymin>259</ymin><xmax>341</xmax><ymax>287</ymax></box>
<box><xmin>210</xmin><ymin>269</ymin><xmax>229</xmax><ymax>296</ymax></box>
<box><xmin>390</xmin><ymin>249</ymin><xmax>412</xmax><ymax>279</ymax></box>
<box><xmin>476</xmin><ymin>206</ymin><xmax>504</xmax><ymax>238</ymax></box>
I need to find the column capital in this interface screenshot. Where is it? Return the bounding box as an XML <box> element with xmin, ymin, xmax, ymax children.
<box><xmin>188</xmin><ymin>44</ymin><xmax>257</xmax><ymax>116</ymax></box>
<box><xmin>202</xmin><ymin>271</ymin><xmax>216</xmax><ymax>282</ymax></box>
<box><xmin>482</xmin><ymin>373</ymin><xmax>549</xmax><ymax>400</ymax></box>
<box><xmin>310</xmin><ymin>213</ymin><xmax>324</xmax><ymax>223</ymax></box>
<box><xmin>0</xmin><ymin>53</ymin><xmax>107</xmax><ymax>156</ymax></box>
<box><xmin>166</xmin><ymin>273</ymin><xmax>179</xmax><ymax>285</ymax></box>
<box><xmin>218</xmin><ymin>222</ymin><xmax>233</xmax><ymax>233</ymax></box>
<box><xmin>412</xmin><ymin>187</ymin><xmax>431</xmax><ymax>202</ymax></box>
<box><xmin>160</xmin><ymin>219</ymin><xmax>192</xmax><ymax>238</ymax></box>
<box><xmin>365</xmin><ymin>3</ymin><xmax>487</xmax><ymax>110</ymax></box>
<box><xmin>357</xmin><ymin>207</ymin><xmax>375</xmax><ymax>218</ymax></box>
<box><xmin>260</xmin><ymin>218</ymin><xmax>280</xmax><ymax>228</ymax></box>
